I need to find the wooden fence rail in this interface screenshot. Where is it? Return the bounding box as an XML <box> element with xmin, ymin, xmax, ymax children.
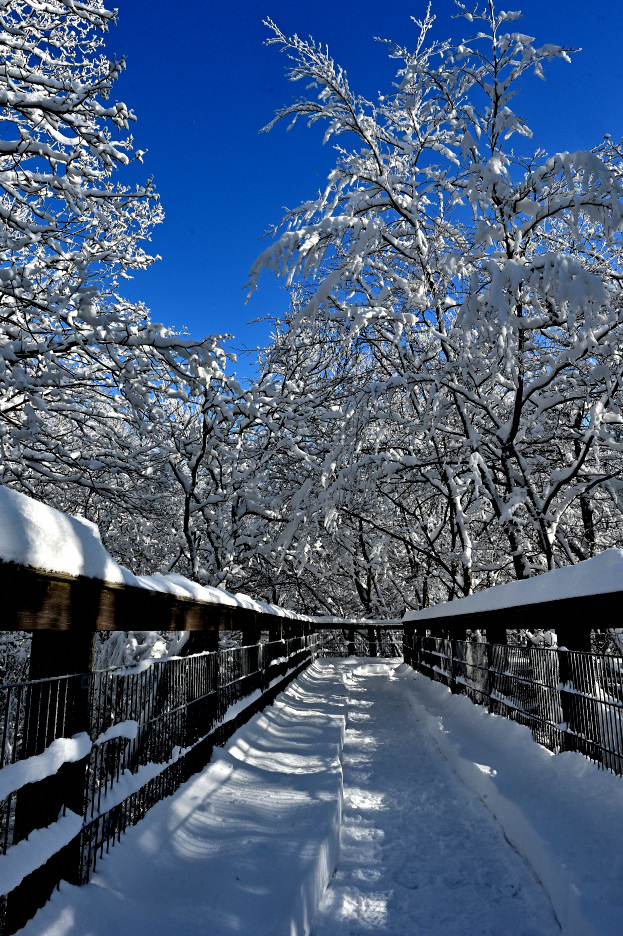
<box><xmin>402</xmin><ymin>587</ymin><xmax>623</xmax><ymax>652</ymax></box>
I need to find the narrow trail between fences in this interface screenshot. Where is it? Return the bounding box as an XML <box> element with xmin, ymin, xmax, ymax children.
<box><xmin>311</xmin><ymin>660</ymin><xmax>559</xmax><ymax>936</ymax></box>
<box><xmin>17</xmin><ymin>658</ymin><xmax>623</xmax><ymax>936</ymax></box>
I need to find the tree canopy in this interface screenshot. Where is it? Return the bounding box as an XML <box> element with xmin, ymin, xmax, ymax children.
<box><xmin>3</xmin><ymin>1</ymin><xmax>623</xmax><ymax>622</ymax></box>
<box><xmin>245</xmin><ymin>2</ymin><xmax>623</xmax><ymax>610</ymax></box>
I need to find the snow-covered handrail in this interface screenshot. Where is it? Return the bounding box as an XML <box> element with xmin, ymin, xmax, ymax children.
<box><xmin>0</xmin><ymin>487</ymin><xmax>399</xmax><ymax>639</ymax></box>
<box><xmin>402</xmin><ymin>549</ymin><xmax>623</xmax><ymax>651</ymax></box>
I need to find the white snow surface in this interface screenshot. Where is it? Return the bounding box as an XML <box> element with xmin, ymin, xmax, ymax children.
<box><xmin>93</xmin><ymin>720</ymin><xmax>139</xmax><ymax>746</ymax></box>
<box><xmin>0</xmin><ymin>734</ymin><xmax>91</xmax><ymax>802</ymax></box>
<box><xmin>17</xmin><ymin>660</ymin><xmax>623</xmax><ymax>936</ymax></box>
<box><xmin>404</xmin><ymin>547</ymin><xmax>623</xmax><ymax>622</ymax></box>
<box><xmin>0</xmin><ymin>487</ymin><xmax>130</xmax><ymax>585</ymax></box>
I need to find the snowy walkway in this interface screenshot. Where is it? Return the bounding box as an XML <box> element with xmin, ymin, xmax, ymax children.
<box><xmin>311</xmin><ymin>661</ymin><xmax>558</xmax><ymax>936</ymax></box>
<box><xmin>18</xmin><ymin>659</ymin><xmax>623</xmax><ymax>936</ymax></box>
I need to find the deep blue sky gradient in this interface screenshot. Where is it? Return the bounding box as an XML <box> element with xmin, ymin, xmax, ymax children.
<box><xmin>105</xmin><ymin>0</ymin><xmax>623</xmax><ymax>379</ymax></box>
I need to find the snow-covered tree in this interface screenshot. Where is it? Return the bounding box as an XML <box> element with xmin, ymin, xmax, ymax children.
<box><xmin>0</xmin><ymin>0</ymin><xmax>227</xmax><ymax>507</ymax></box>
<box><xmin>248</xmin><ymin>2</ymin><xmax>623</xmax><ymax>605</ymax></box>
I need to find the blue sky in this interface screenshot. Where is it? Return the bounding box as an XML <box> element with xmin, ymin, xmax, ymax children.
<box><xmin>106</xmin><ymin>0</ymin><xmax>623</xmax><ymax>380</ymax></box>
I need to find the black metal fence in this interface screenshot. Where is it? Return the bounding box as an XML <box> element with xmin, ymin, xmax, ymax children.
<box><xmin>404</xmin><ymin>633</ymin><xmax>623</xmax><ymax>776</ymax></box>
<box><xmin>0</xmin><ymin>636</ymin><xmax>316</xmax><ymax>934</ymax></box>
<box><xmin>315</xmin><ymin>626</ymin><xmax>403</xmax><ymax>658</ymax></box>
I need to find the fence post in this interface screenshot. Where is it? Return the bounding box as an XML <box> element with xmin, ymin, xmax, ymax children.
<box><xmin>15</xmin><ymin>630</ymin><xmax>95</xmax><ymax>845</ymax></box>
<box><xmin>484</xmin><ymin>619</ymin><xmax>506</xmax><ymax>710</ymax></box>
<box><xmin>402</xmin><ymin>628</ymin><xmax>410</xmax><ymax>667</ymax></box>
<box><xmin>485</xmin><ymin>621</ymin><xmax>507</xmax><ymax>645</ymax></box>
<box><xmin>8</xmin><ymin>629</ymin><xmax>95</xmax><ymax>932</ymax></box>
<box><xmin>347</xmin><ymin>626</ymin><xmax>356</xmax><ymax>656</ymax></box>
<box><xmin>448</xmin><ymin>625</ymin><xmax>465</xmax><ymax>694</ymax></box>
<box><xmin>240</xmin><ymin>610</ymin><xmax>261</xmax><ymax>647</ymax></box>
<box><xmin>268</xmin><ymin>615</ymin><xmax>283</xmax><ymax>642</ymax></box>
<box><xmin>557</xmin><ymin>626</ymin><xmax>592</xmax><ymax>755</ymax></box>
<box><xmin>367</xmin><ymin>626</ymin><xmax>378</xmax><ymax>658</ymax></box>
<box><xmin>403</xmin><ymin>626</ymin><xmax>417</xmax><ymax>670</ymax></box>
<box><xmin>183</xmin><ymin>629</ymin><xmax>219</xmax><ymax>654</ymax></box>
<box><xmin>283</xmin><ymin>616</ymin><xmax>303</xmax><ymax>641</ymax></box>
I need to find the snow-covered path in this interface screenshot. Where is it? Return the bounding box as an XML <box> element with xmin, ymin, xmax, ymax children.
<box><xmin>312</xmin><ymin>661</ymin><xmax>559</xmax><ymax>936</ymax></box>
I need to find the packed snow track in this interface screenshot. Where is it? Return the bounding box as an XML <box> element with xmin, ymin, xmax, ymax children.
<box><xmin>19</xmin><ymin>659</ymin><xmax>623</xmax><ymax>936</ymax></box>
<box><xmin>311</xmin><ymin>661</ymin><xmax>558</xmax><ymax>936</ymax></box>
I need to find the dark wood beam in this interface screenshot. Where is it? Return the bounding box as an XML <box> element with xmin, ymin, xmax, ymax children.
<box><xmin>0</xmin><ymin>560</ymin><xmax>402</xmax><ymax>635</ymax></box>
<box><xmin>0</xmin><ymin>560</ymin><xmax>240</xmax><ymax>632</ymax></box>
<box><xmin>402</xmin><ymin>591</ymin><xmax>621</xmax><ymax>644</ymax></box>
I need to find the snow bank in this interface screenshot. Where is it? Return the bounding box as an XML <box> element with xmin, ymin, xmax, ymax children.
<box><xmin>396</xmin><ymin>665</ymin><xmax>623</xmax><ymax>936</ymax></box>
<box><xmin>351</xmin><ymin>662</ymin><xmax>394</xmax><ymax>676</ymax></box>
<box><xmin>404</xmin><ymin>548</ymin><xmax>623</xmax><ymax>622</ymax></box>
<box><xmin>19</xmin><ymin>662</ymin><xmax>347</xmax><ymax>936</ymax></box>
<box><xmin>0</xmin><ymin>811</ymin><xmax>83</xmax><ymax>898</ymax></box>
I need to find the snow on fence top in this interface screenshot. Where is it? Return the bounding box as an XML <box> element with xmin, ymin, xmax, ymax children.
<box><xmin>0</xmin><ymin>486</ymin><xmax>309</xmax><ymax>620</ymax></box>
<box><xmin>0</xmin><ymin>487</ymin><xmax>395</xmax><ymax>627</ymax></box>
<box><xmin>403</xmin><ymin>549</ymin><xmax>623</xmax><ymax>623</ymax></box>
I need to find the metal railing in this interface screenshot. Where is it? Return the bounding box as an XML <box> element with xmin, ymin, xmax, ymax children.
<box><xmin>315</xmin><ymin>626</ymin><xmax>403</xmax><ymax>658</ymax></box>
<box><xmin>404</xmin><ymin>634</ymin><xmax>623</xmax><ymax>776</ymax></box>
<box><xmin>0</xmin><ymin>636</ymin><xmax>316</xmax><ymax>934</ymax></box>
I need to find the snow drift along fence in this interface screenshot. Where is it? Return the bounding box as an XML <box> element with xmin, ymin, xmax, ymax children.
<box><xmin>0</xmin><ymin>636</ymin><xmax>316</xmax><ymax>935</ymax></box>
<box><xmin>403</xmin><ymin>633</ymin><xmax>623</xmax><ymax>777</ymax></box>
